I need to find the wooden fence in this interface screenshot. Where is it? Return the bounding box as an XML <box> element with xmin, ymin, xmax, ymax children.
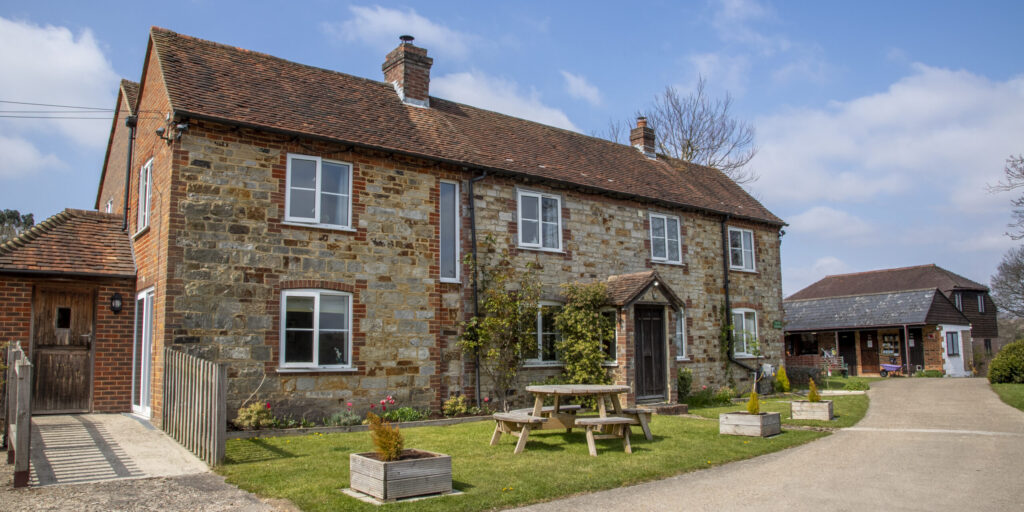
<box><xmin>5</xmin><ymin>342</ymin><xmax>33</xmax><ymax>487</ymax></box>
<box><xmin>162</xmin><ymin>348</ymin><xmax>227</xmax><ymax>466</ymax></box>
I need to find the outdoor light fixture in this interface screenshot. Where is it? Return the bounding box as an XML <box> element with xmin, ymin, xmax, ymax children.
<box><xmin>110</xmin><ymin>293</ymin><xmax>123</xmax><ymax>314</ymax></box>
<box><xmin>155</xmin><ymin>122</ymin><xmax>189</xmax><ymax>143</ymax></box>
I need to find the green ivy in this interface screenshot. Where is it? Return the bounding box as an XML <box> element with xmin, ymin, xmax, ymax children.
<box><xmin>553</xmin><ymin>282</ymin><xmax>613</xmax><ymax>389</ymax></box>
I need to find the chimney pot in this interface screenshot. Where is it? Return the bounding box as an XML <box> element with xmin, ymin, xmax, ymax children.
<box><xmin>630</xmin><ymin>117</ymin><xmax>656</xmax><ymax>158</ymax></box>
<box><xmin>383</xmin><ymin>35</ymin><xmax>433</xmax><ymax>108</ymax></box>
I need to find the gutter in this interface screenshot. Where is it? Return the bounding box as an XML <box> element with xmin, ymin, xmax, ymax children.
<box><xmin>122</xmin><ymin>115</ymin><xmax>138</xmax><ymax>231</ymax></box>
<box><xmin>720</xmin><ymin>215</ymin><xmax>757</xmax><ymax>378</ymax></box>
<box><xmin>467</xmin><ymin>170</ymin><xmax>489</xmax><ymax>408</ymax></box>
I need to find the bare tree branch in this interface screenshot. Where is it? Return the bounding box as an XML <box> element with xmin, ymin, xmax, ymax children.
<box><xmin>991</xmin><ymin>245</ymin><xmax>1024</xmax><ymax>319</ymax></box>
<box><xmin>644</xmin><ymin>77</ymin><xmax>758</xmax><ymax>184</ymax></box>
<box><xmin>989</xmin><ymin>154</ymin><xmax>1024</xmax><ymax>240</ymax></box>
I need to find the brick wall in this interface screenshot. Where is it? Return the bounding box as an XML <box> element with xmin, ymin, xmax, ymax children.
<box><xmin>95</xmin><ymin>92</ymin><xmax>134</xmax><ymax>214</ymax></box>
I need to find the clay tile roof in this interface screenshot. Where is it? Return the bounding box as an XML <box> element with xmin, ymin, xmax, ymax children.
<box><xmin>0</xmin><ymin>209</ymin><xmax>136</xmax><ymax>277</ymax></box>
<box><xmin>785</xmin><ymin>264</ymin><xmax>988</xmax><ymax>301</ymax></box>
<box><xmin>120</xmin><ymin>79</ymin><xmax>140</xmax><ymax>114</ymax></box>
<box><xmin>147</xmin><ymin>27</ymin><xmax>782</xmax><ymax>226</ymax></box>
<box><xmin>605</xmin><ymin>270</ymin><xmax>682</xmax><ymax>307</ymax></box>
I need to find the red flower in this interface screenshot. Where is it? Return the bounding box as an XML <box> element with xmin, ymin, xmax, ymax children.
<box><xmin>370</xmin><ymin>404</ymin><xmax>375</xmax><ymax>409</ymax></box>
<box><xmin>483</xmin><ymin>397</ymin><xmax>490</xmax><ymax>403</ymax></box>
<box><xmin>346</xmin><ymin>402</ymin><xmax>353</xmax><ymax>408</ymax></box>
<box><xmin>382</xmin><ymin>405</ymin><xmax>387</xmax><ymax>411</ymax></box>
<box><xmin>380</xmin><ymin>399</ymin><xmax>386</xmax><ymax>405</ymax></box>
<box><xmin>265</xmin><ymin>402</ymin><xmax>271</xmax><ymax>409</ymax></box>
<box><xmin>388</xmin><ymin>399</ymin><xmax>395</xmax><ymax>405</ymax></box>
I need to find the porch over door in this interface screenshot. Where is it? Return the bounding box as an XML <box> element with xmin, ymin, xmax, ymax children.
<box><xmin>33</xmin><ymin>287</ymin><xmax>94</xmax><ymax>414</ymax></box>
<box><xmin>635</xmin><ymin>306</ymin><xmax>666</xmax><ymax>400</ymax></box>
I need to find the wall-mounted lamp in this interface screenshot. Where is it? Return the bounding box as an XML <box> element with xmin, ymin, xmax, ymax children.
<box><xmin>110</xmin><ymin>293</ymin><xmax>124</xmax><ymax>315</ymax></box>
<box><xmin>155</xmin><ymin>122</ymin><xmax>189</xmax><ymax>143</ymax></box>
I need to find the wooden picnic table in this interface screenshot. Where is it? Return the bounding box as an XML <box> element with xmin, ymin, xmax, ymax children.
<box><xmin>490</xmin><ymin>384</ymin><xmax>652</xmax><ymax>456</ymax></box>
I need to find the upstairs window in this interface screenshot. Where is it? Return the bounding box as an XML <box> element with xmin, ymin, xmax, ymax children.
<box><xmin>525</xmin><ymin>303</ymin><xmax>562</xmax><ymax>362</ymax></box>
<box><xmin>731</xmin><ymin>308</ymin><xmax>757</xmax><ymax>356</ymax></box>
<box><xmin>137</xmin><ymin>158</ymin><xmax>153</xmax><ymax>232</ymax></box>
<box><xmin>517</xmin><ymin>190</ymin><xmax>561</xmax><ymax>251</ymax></box>
<box><xmin>439</xmin><ymin>181</ymin><xmax>460</xmax><ymax>282</ymax></box>
<box><xmin>978</xmin><ymin>294</ymin><xmax>985</xmax><ymax>313</ymax></box>
<box><xmin>954</xmin><ymin>292</ymin><xmax>962</xmax><ymax>311</ymax></box>
<box><xmin>728</xmin><ymin>227</ymin><xmax>755</xmax><ymax>271</ymax></box>
<box><xmin>281</xmin><ymin>289</ymin><xmax>352</xmax><ymax>369</ymax></box>
<box><xmin>650</xmin><ymin>213</ymin><xmax>682</xmax><ymax>263</ymax></box>
<box><xmin>285</xmin><ymin>154</ymin><xmax>352</xmax><ymax>229</ymax></box>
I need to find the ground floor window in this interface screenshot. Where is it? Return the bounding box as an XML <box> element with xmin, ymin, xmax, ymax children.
<box><xmin>281</xmin><ymin>289</ymin><xmax>352</xmax><ymax>369</ymax></box>
<box><xmin>526</xmin><ymin>303</ymin><xmax>562</xmax><ymax>362</ymax></box>
<box><xmin>732</xmin><ymin>308</ymin><xmax>757</xmax><ymax>356</ymax></box>
<box><xmin>945</xmin><ymin>331</ymin><xmax>960</xmax><ymax>356</ymax></box>
<box><xmin>985</xmin><ymin>338</ymin><xmax>992</xmax><ymax>356</ymax></box>
<box><xmin>674</xmin><ymin>308</ymin><xmax>687</xmax><ymax>359</ymax></box>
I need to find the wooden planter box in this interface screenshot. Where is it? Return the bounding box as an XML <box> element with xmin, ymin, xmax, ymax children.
<box><xmin>719</xmin><ymin>412</ymin><xmax>781</xmax><ymax>437</ymax></box>
<box><xmin>350</xmin><ymin>449</ymin><xmax>452</xmax><ymax>502</ymax></box>
<box><xmin>791</xmin><ymin>400</ymin><xmax>834</xmax><ymax>421</ymax></box>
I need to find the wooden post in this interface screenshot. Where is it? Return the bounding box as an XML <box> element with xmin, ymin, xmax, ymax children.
<box><xmin>212</xmin><ymin>362</ymin><xmax>227</xmax><ymax>465</ymax></box>
<box><xmin>5</xmin><ymin>344</ymin><xmax>16</xmax><ymax>460</ymax></box>
<box><xmin>13</xmin><ymin>358</ymin><xmax>32</xmax><ymax>487</ymax></box>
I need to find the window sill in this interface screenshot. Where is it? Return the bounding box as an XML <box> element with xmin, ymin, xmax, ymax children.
<box><xmin>439</xmin><ymin>278</ymin><xmax>461</xmax><ymax>284</ymax></box>
<box><xmin>729</xmin><ymin>267</ymin><xmax>758</xmax><ymax>274</ymax></box>
<box><xmin>276</xmin><ymin>367</ymin><xmax>358</xmax><ymax>373</ymax></box>
<box><xmin>602</xmin><ymin>361</ymin><xmax>619</xmax><ymax>367</ymax></box>
<box><xmin>652</xmin><ymin>260</ymin><xmax>685</xmax><ymax>267</ymax></box>
<box><xmin>523</xmin><ymin>362</ymin><xmax>564</xmax><ymax>368</ymax></box>
<box><xmin>675</xmin><ymin>357</ymin><xmax>692</xmax><ymax>362</ymax></box>
<box><xmin>733</xmin><ymin>354</ymin><xmax>760</xmax><ymax>360</ymax></box>
<box><xmin>133</xmin><ymin>226</ymin><xmax>150</xmax><ymax>240</ymax></box>
<box><xmin>516</xmin><ymin>246</ymin><xmax>564</xmax><ymax>254</ymax></box>
<box><xmin>281</xmin><ymin>221</ymin><xmax>356</xmax><ymax>233</ymax></box>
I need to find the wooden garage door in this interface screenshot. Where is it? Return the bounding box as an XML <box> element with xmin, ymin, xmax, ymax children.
<box><xmin>33</xmin><ymin>287</ymin><xmax>94</xmax><ymax>414</ymax></box>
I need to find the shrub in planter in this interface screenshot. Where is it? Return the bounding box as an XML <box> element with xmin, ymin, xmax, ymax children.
<box><xmin>677</xmin><ymin>369</ymin><xmax>694</xmax><ymax>403</ymax></box>
<box><xmin>792</xmin><ymin>378</ymin><xmax>833</xmax><ymax>421</ymax></box>
<box><xmin>808</xmin><ymin>379</ymin><xmax>821</xmax><ymax>402</ymax></box>
<box><xmin>989</xmin><ymin>339</ymin><xmax>1024</xmax><ymax>384</ymax></box>
<box><xmin>720</xmin><ymin>388</ymin><xmax>780</xmax><ymax>437</ymax></box>
<box><xmin>774</xmin><ymin>366</ymin><xmax>791</xmax><ymax>393</ymax></box>
<box><xmin>746</xmin><ymin>389</ymin><xmax>760</xmax><ymax>415</ymax></box>
<box><xmin>350</xmin><ymin>413</ymin><xmax>452</xmax><ymax>501</ymax></box>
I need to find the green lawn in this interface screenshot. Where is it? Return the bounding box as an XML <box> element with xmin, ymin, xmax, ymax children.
<box><xmin>817</xmin><ymin>375</ymin><xmax>882</xmax><ymax>391</ymax></box>
<box><xmin>687</xmin><ymin>394</ymin><xmax>870</xmax><ymax>429</ymax></box>
<box><xmin>991</xmin><ymin>383</ymin><xmax>1024</xmax><ymax>412</ymax></box>
<box><xmin>217</xmin><ymin>415</ymin><xmax>826</xmax><ymax>511</ymax></box>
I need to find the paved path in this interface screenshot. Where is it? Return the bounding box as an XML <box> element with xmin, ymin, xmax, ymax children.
<box><xmin>2</xmin><ymin>413</ymin><xmax>283</xmax><ymax>511</ymax></box>
<box><xmin>516</xmin><ymin>378</ymin><xmax>1024</xmax><ymax>512</ymax></box>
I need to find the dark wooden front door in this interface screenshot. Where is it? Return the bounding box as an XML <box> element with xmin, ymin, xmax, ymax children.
<box><xmin>909</xmin><ymin>328</ymin><xmax>925</xmax><ymax>370</ymax></box>
<box><xmin>860</xmin><ymin>330</ymin><xmax>879</xmax><ymax>375</ymax></box>
<box><xmin>32</xmin><ymin>287</ymin><xmax>94</xmax><ymax>413</ymax></box>
<box><xmin>838</xmin><ymin>331</ymin><xmax>857</xmax><ymax>376</ymax></box>
<box><xmin>635</xmin><ymin>306</ymin><xmax>666</xmax><ymax>400</ymax></box>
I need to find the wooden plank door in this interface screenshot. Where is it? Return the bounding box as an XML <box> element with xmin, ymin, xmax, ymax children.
<box><xmin>32</xmin><ymin>287</ymin><xmax>94</xmax><ymax>413</ymax></box>
<box><xmin>635</xmin><ymin>306</ymin><xmax>666</xmax><ymax>400</ymax></box>
<box><xmin>838</xmin><ymin>331</ymin><xmax>857</xmax><ymax>376</ymax></box>
<box><xmin>909</xmin><ymin>328</ymin><xmax>925</xmax><ymax>370</ymax></box>
<box><xmin>860</xmin><ymin>330</ymin><xmax>879</xmax><ymax>375</ymax></box>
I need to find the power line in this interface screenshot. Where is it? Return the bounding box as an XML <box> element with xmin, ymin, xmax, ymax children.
<box><xmin>0</xmin><ymin>99</ymin><xmax>111</xmax><ymax>111</ymax></box>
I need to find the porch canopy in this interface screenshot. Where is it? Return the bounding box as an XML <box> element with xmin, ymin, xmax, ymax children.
<box><xmin>604</xmin><ymin>270</ymin><xmax>683</xmax><ymax>309</ymax></box>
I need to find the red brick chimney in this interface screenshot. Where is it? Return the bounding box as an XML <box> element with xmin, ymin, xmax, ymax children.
<box><xmin>382</xmin><ymin>35</ymin><xmax>433</xmax><ymax>108</ymax></box>
<box><xmin>630</xmin><ymin>116</ymin><xmax>656</xmax><ymax>158</ymax></box>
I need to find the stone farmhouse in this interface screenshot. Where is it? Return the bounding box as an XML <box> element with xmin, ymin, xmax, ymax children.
<box><xmin>783</xmin><ymin>264</ymin><xmax>998</xmax><ymax>377</ymax></box>
<box><xmin>2</xmin><ymin>27</ymin><xmax>786</xmax><ymax>422</ymax></box>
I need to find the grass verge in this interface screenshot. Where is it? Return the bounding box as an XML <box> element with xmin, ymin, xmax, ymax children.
<box><xmin>217</xmin><ymin>415</ymin><xmax>826</xmax><ymax>511</ymax></box>
<box><xmin>817</xmin><ymin>376</ymin><xmax>882</xmax><ymax>391</ymax></box>
<box><xmin>687</xmin><ymin>394</ymin><xmax>870</xmax><ymax>429</ymax></box>
<box><xmin>991</xmin><ymin>383</ymin><xmax>1024</xmax><ymax>412</ymax></box>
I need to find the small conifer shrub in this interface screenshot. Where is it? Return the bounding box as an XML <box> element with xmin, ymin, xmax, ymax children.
<box><xmin>775</xmin><ymin>366</ymin><xmax>791</xmax><ymax>393</ymax></box>
<box><xmin>746</xmin><ymin>389</ymin><xmax>760</xmax><ymax>414</ymax></box>
<box><xmin>808</xmin><ymin>378</ymin><xmax>822</xmax><ymax>402</ymax></box>
<box><xmin>367</xmin><ymin>412</ymin><xmax>404</xmax><ymax>461</ymax></box>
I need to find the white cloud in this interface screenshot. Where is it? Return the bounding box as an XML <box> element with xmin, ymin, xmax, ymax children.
<box><xmin>433</xmin><ymin>71</ymin><xmax>578</xmax><ymax>131</ymax></box>
<box><xmin>560</xmin><ymin>71</ymin><xmax>601</xmax><ymax>106</ymax></box>
<box><xmin>688</xmin><ymin>53</ymin><xmax>750</xmax><ymax>94</ymax></box>
<box><xmin>784</xmin><ymin>256</ymin><xmax>851</xmax><ymax>297</ymax></box>
<box><xmin>0</xmin><ymin>17</ymin><xmax>119</xmax><ymax>149</ymax></box>
<box><xmin>753</xmin><ymin>65</ymin><xmax>1024</xmax><ymax>209</ymax></box>
<box><xmin>0</xmin><ymin>135</ymin><xmax>66</xmax><ymax>178</ymax></box>
<box><xmin>322</xmin><ymin>5</ymin><xmax>472</xmax><ymax>59</ymax></box>
<box><xmin>788</xmin><ymin>206</ymin><xmax>873</xmax><ymax>239</ymax></box>
<box><xmin>711</xmin><ymin>0</ymin><xmax>789</xmax><ymax>56</ymax></box>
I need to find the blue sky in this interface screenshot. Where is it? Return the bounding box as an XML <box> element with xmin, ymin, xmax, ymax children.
<box><xmin>1</xmin><ymin>0</ymin><xmax>1022</xmax><ymax>294</ymax></box>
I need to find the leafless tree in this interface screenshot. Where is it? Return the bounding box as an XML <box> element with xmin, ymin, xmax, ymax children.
<box><xmin>595</xmin><ymin>77</ymin><xmax>758</xmax><ymax>184</ymax></box>
<box><xmin>991</xmin><ymin>245</ymin><xmax>1024</xmax><ymax>319</ymax></box>
<box><xmin>989</xmin><ymin>154</ymin><xmax>1024</xmax><ymax>240</ymax></box>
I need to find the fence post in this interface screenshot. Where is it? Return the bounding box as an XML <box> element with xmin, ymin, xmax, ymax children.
<box><xmin>13</xmin><ymin>358</ymin><xmax>32</xmax><ymax>487</ymax></box>
<box><xmin>4</xmin><ymin>344</ymin><xmax>14</xmax><ymax>457</ymax></box>
<box><xmin>212</xmin><ymin>362</ymin><xmax>227</xmax><ymax>465</ymax></box>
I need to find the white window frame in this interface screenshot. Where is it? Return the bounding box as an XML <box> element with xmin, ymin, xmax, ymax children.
<box><xmin>953</xmin><ymin>292</ymin><xmax>962</xmax><ymax>311</ymax></box>
<box><xmin>649</xmin><ymin>212</ymin><xmax>682</xmax><ymax>264</ymax></box>
<box><xmin>977</xmin><ymin>294</ymin><xmax>985</xmax><ymax>313</ymax></box>
<box><xmin>674</xmin><ymin>308</ymin><xmax>688</xmax><ymax>360</ymax></box>
<box><xmin>136</xmin><ymin>158</ymin><xmax>153</xmax><ymax>233</ymax></box>
<box><xmin>731</xmin><ymin>308</ymin><xmax>758</xmax><ymax>357</ymax></box>
<box><xmin>526</xmin><ymin>301</ymin><xmax>562</xmax><ymax>364</ymax></box>
<box><xmin>284</xmin><ymin>153</ymin><xmax>353</xmax><ymax>230</ymax></box>
<box><xmin>439</xmin><ymin>180</ymin><xmax>460</xmax><ymax>283</ymax></box>
<box><xmin>728</xmin><ymin>226</ymin><xmax>755</xmax><ymax>271</ymax></box>
<box><xmin>105</xmin><ymin>199</ymin><xmax>114</xmax><ymax>213</ymax></box>
<box><xmin>516</xmin><ymin>189</ymin><xmax>562</xmax><ymax>252</ymax></box>
<box><xmin>279</xmin><ymin>289</ymin><xmax>353</xmax><ymax>370</ymax></box>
